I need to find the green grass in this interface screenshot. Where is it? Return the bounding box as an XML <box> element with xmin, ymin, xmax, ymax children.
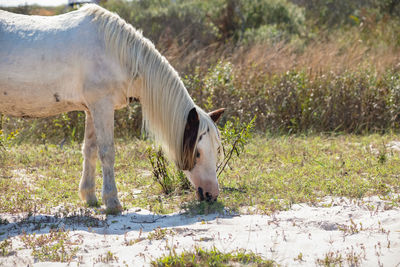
<box><xmin>151</xmin><ymin>247</ymin><xmax>275</xmax><ymax>267</ymax></box>
<box><xmin>0</xmin><ymin>134</ymin><xmax>399</xmax><ymax>215</ymax></box>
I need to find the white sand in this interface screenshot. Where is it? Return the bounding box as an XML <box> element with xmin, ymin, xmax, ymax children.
<box><xmin>0</xmin><ymin>196</ymin><xmax>399</xmax><ymax>266</ymax></box>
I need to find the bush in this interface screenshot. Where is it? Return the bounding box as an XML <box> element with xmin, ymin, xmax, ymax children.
<box><xmin>187</xmin><ymin>60</ymin><xmax>400</xmax><ymax>134</ymax></box>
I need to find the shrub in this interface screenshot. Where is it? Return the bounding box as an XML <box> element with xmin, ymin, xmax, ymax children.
<box><xmin>147</xmin><ymin>147</ymin><xmax>190</xmax><ymax>195</ymax></box>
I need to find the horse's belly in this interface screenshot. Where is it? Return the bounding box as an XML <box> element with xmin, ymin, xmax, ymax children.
<box><xmin>0</xmin><ymin>102</ymin><xmax>84</xmax><ymax>117</ymax></box>
<box><xmin>0</xmin><ymin>82</ymin><xmax>85</xmax><ymax>117</ymax></box>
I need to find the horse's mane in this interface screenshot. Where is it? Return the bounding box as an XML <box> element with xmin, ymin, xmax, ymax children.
<box><xmin>81</xmin><ymin>4</ymin><xmax>221</xmax><ymax>169</ymax></box>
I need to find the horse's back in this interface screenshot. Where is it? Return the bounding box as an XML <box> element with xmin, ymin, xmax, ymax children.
<box><xmin>0</xmin><ymin>8</ymin><xmax>106</xmax><ymax>117</ymax></box>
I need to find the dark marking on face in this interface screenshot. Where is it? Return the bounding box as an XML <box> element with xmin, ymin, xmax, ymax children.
<box><xmin>3</xmin><ymin>91</ymin><xmax>7</xmax><ymax>96</ymax></box>
<box><xmin>54</xmin><ymin>93</ymin><xmax>60</xmax><ymax>102</ymax></box>
<box><xmin>41</xmin><ymin>54</ymin><xmax>45</xmax><ymax>61</ymax></box>
<box><xmin>182</xmin><ymin>107</ymin><xmax>199</xmax><ymax>170</ymax></box>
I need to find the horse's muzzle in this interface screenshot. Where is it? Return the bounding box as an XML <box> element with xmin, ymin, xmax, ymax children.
<box><xmin>197</xmin><ymin>187</ymin><xmax>217</xmax><ymax>202</ymax></box>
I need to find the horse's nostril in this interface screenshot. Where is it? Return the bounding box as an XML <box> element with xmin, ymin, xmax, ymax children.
<box><xmin>197</xmin><ymin>187</ymin><xmax>205</xmax><ymax>201</ymax></box>
<box><xmin>205</xmin><ymin>192</ymin><xmax>212</xmax><ymax>202</ymax></box>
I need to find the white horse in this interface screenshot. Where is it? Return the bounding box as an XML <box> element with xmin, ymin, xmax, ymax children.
<box><xmin>0</xmin><ymin>4</ymin><xmax>224</xmax><ymax>213</ymax></box>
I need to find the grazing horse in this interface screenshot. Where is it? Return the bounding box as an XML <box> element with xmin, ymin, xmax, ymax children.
<box><xmin>0</xmin><ymin>4</ymin><xmax>224</xmax><ymax>213</ymax></box>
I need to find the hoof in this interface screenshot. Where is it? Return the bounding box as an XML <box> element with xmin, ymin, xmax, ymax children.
<box><xmin>103</xmin><ymin>197</ymin><xmax>123</xmax><ymax>215</ymax></box>
<box><xmin>79</xmin><ymin>189</ymin><xmax>98</xmax><ymax>207</ymax></box>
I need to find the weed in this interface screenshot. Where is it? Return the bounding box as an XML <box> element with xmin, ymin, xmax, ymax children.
<box><xmin>316</xmin><ymin>247</ymin><xmax>365</xmax><ymax>267</ymax></box>
<box><xmin>147</xmin><ymin>147</ymin><xmax>191</xmax><ymax>195</ymax></box>
<box><xmin>19</xmin><ymin>228</ymin><xmax>81</xmax><ymax>262</ymax></box>
<box><xmin>0</xmin><ymin>239</ymin><xmax>12</xmax><ymax>257</ymax></box>
<box><xmin>217</xmin><ymin>115</ymin><xmax>256</xmax><ymax>178</ymax></box>
<box><xmin>294</xmin><ymin>252</ymin><xmax>304</xmax><ymax>262</ymax></box>
<box><xmin>94</xmin><ymin>251</ymin><xmax>119</xmax><ymax>264</ymax></box>
<box><xmin>124</xmin><ymin>228</ymin><xmax>145</xmax><ymax>246</ymax></box>
<box><xmin>148</xmin><ymin>148</ymin><xmax>175</xmax><ymax>195</ymax></box>
<box><xmin>147</xmin><ymin>227</ymin><xmax>175</xmax><ymax>241</ymax></box>
<box><xmin>316</xmin><ymin>251</ymin><xmax>343</xmax><ymax>266</ymax></box>
<box><xmin>338</xmin><ymin>219</ymin><xmax>364</xmax><ymax>235</ymax></box>
<box><xmin>152</xmin><ymin>246</ymin><xmax>275</xmax><ymax>266</ymax></box>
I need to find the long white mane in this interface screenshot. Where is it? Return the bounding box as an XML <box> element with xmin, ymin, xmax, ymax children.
<box><xmin>81</xmin><ymin>4</ymin><xmax>220</xmax><ymax>169</ymax></box>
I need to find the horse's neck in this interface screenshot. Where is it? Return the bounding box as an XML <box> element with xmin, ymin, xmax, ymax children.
<box><xmin>135</xmin><ymin>42</ymin><xmax>193</xmax><ymax>165</ymax></box>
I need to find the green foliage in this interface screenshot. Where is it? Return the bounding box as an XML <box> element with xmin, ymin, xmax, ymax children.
<box><xmin>147</xmin><ymin>147</ymin><xmax>191</xmax><ymax>195</ymax></box>
<box><xmin>189</xmin><ymin>60</ymin><xmax>400</xmax><ymax>134</ymax></box>
<box><xmin>239</xmin><ymin>0</ymin><xmax>305</xmax><ymax>41</ymax></box>
<box><xmin>0</xmin><ymin>239</ymin><xmax>12</xmax><ymax>257</ymax></box>
<box><xmin>147</xmin><ymin>226</ymin><xmax>175</xmax><ymax>241</ymax></box>
<box><xmin>262</xmin><ymin>69</ymin><xmax>400</xmax><ymax>133</ymax></box>
<box><xmin>148</xmin><ymin>147</ymin><xmax>175</xmax><ymax>195</ymax></box>
<box><xmin>218</xmin><ymin>115</ymin><xmax>256</xmax><ymax>177</ymax></box>
<box><xmin>103</xmin><ymin>0</ymin><xmax>222</xmax><ymax>45</ymax></box>
<box><xmin>0</xmin><ymin>129</ymin><xmax>19</xmax><ymax>149</ymax></box>
<box><xmin>103</xmin><ymin>0</ymin><xmax>304</xmax><ymax>45</ymax></box>
<box><xmin>151</xmin><ymin>246</ymin><xmax>275</xmax><ymax>266</ymax></box>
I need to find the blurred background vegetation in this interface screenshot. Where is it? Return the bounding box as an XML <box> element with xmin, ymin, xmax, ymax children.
<box><xmin>2</xmin><ymin>0</ymin><xmax>400</xmax><ymax>144</ymax></box>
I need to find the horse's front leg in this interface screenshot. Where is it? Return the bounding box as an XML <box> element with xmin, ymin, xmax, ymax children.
<box><xmin>89</xmin><ymin>99</ymin><xmax>122</xmax><ymax>214</ymax></box>
<box><xmin>79</xmin><ymin>111</ymin><xmax>99</xmax><ymax>206</ymax></box>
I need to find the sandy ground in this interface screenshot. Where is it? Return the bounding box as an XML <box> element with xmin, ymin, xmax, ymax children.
<box><xmin>0</xmin><ymin>196</ymin><xmax>399</xmax><ymax>266</ymax></box>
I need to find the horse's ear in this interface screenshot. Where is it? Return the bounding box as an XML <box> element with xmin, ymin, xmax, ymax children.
<box><xmin>182</xmin><ymin>107</ymin><xmax>199</xmax><ymax>170</ymax></box>
<box><xmin>208</xmin><ymin>108</ymin><xmax>225</xmax><ymax>123</ymax></box>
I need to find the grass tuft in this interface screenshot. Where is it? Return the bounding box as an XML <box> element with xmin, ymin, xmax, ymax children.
<box><xmin>151</xmin><ymin>246</ymin><xmax>275</xmax><ymax>267</ymax></box>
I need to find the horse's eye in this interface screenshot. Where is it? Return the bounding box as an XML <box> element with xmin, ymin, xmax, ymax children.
<box><xmin>196</xmin><ymin>151</ymin><xmax>200</xmax><ymax>158</ymax></box>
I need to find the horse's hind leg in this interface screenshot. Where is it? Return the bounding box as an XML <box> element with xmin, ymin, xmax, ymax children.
<box><xmin>89</xmin><ymin>99</ymin><xmax>122</xmax><ymax>214</ymax></box>
<box><xmin>79</xmin><ymin>111</ymin><xmax>99</xmax><ymax>206</ymax></box>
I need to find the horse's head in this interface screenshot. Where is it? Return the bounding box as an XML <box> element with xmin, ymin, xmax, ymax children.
<box><xmin>182</xmin><ymin>107</ymin><xmax>224</xmax><ymax>202</ymax></box>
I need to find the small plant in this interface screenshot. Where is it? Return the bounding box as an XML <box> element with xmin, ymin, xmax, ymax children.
<box><xmin>147</xmin><ymin>147</ymin><xmax>192</xmax><ymax>195</ymax></box>
<box><xmin>94</xmin><ymin>251</ymin><xmax>119</xmax><ymax>264</ymax></box>
<box><xmin>338</xmin><ymin>219</ymin><xmax>363</xmax><ymax>235</ymax></box>
<box><xmin>124</xmin><ymin>228</ymin><xmax>145</xmax><ymax>246</ymax></box>
<box><xmin>294</xmin><ymin>252</ymin><xmax>304</xmax><ymax>262</ymax></box>
<box><xmin>378</xmin><ymin>142</ymin><xmax>387</xmax><ymax>164</ymax></box>
<box><xmin>151</xmin><ymin>246</ymin><xmax>275</xmax><ymax>266</ymax></box>
<box><xmin>0</xmin><ymin>130</ymin><xmax>4</xmax><ymax>152</ymax></box>
<box><xmin>316</xmin><ymin>247</ymin><xmax>364</xmax><ymax>267</ymax></box>
<box><xmin>0</xmin><ymin>129</ymin><xmax>19</xmax><ymax>151</ymax></box>
<box><xmin>19</xmin><ymin>228</ymin><xmax>81</xmax><ymax>262</ymax></box>
<box><xmin>147</xmin><ymin>227</ymin><xmax>175</xmax><ymax>241</ymax></box>
<box><xmin>316</xmin><ymin>251</ymin><xmax>343</xmax><ymax>266</ymax></box>
<box><xmin>217</xmin><ymin>115</ymin><xmax>256</xmax><ymax>178</ymax></box>
<box><xmin>147</xmin><ymin>148</ymin><xmax>176</xmax><ymax>195</ymax></box>
<box><xmin>0</xmin><ymin>239</ymin><xmax>12</xmax><ymax>257</ymax></box>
